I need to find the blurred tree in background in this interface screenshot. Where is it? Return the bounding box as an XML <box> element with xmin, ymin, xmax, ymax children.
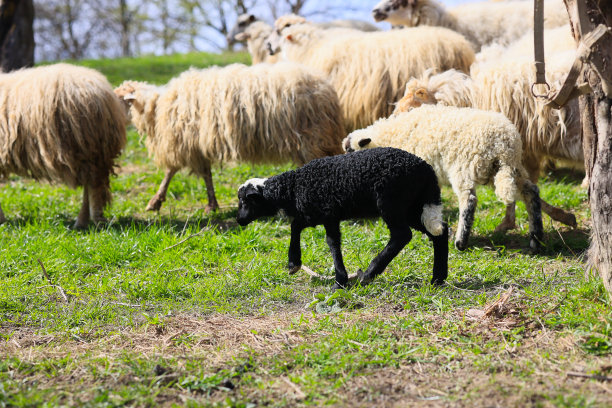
<box><xmin>32</xmin><ymin>0</ymin><xmax>362</xmax><ymax>61</ymax></box>
<box><xmin>0</xmin><ymin>0</ymin><xmax>34</xmax><ymax>71</ymax></box>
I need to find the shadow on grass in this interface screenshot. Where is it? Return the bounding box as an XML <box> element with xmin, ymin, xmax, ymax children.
<box><xmin>541</xmin><ymin>167</ymin><xmax>586</xmax><ymax>186</ymax></box>
<box><xmin>463</xmin><ymin>227</ymin><xmax>590</xmax><ymax>259</ymax></box>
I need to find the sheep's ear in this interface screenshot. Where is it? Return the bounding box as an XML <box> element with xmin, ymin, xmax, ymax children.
<box><xmin>358</xmin><ymin>138</ymin><xmax>372</xmax><ymax>148</ymax></box>
<box><xmin>235</xmin><ymin>32</ymin><xmax>249</xmax><ymax>41</ymax></box>
<box><xmin>286</xmin><ymin>34</ymin><xmax>293</xmax><ymax>42</ymax></box>
<box><xmin>415</xmin><ymin>88</ymin><xmax>427</xmax><ymax>98</ymax></box>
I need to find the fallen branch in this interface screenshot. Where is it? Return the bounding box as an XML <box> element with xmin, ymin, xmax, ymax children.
<box><xmin>281</xmin><ymin>377</ymin><xmax>306</xmax><ymax>399</ymax></box>
<box><xmin>163</xmin><ymin>228</ymin><xmax>209</xmax><ymax>251</ymax></box>
<box><xmin>567</xmin><ymin>371</ymin><xmax>612</xmax><ymax>381</ymax></box>
<box><xmin>37</xmin><ymin>258</ymin><xmax>69</xmax><ymax>302</ymax></box>
<box><xmin>298</xmin><ymin>265</ymin><xmax>360</xmax><ymax>281</ymax></box>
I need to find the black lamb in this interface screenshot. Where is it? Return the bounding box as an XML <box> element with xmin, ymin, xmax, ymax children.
<box><xmin>236</xmin><ymin>147</ymin><xmax>449</xmax><ymax>289</ymax></box>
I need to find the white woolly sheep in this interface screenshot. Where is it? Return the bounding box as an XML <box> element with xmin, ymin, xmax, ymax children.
<box><xmin>267</xmin><ymin>15</ymin><xmax>475</xmax><ymax>132</ymax></box>
<box><xmin>344</xmin><ymin>104</ymin><xmax>544</xmax><ymax>251</ymax></box>
<box><xmin>396</xmin><ymin>35</ymin><xmax>579</xmax><ymax>228</ymax></box>
<box><xmin>227</xmin><ymin>13</ymin><xmax>379</xmax><ymax>65</ymax></box>
<box><xmin>114</xmin><ymin>62</ymin><xmax>345</xmax><ymax>213</ymax></box>
<box><xmin>237</xmin><ymin>147</ymin><xmax>449</xmax><ymax>289</ymax></box>
<box><xmin>371</xmin><ymin>0</ymin><xmax>569</xmax><ymax>51</ymax></box>
<box><xmin>0</xmin><ymin>63</ymin><xmax>127</xmax><ymax>228</ymax></box>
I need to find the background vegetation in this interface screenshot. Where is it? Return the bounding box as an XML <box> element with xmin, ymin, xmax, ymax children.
<box><xmin>0</xmin><ymin>53</ymin><xmax>610</xmax><ymax>407</ymax></box>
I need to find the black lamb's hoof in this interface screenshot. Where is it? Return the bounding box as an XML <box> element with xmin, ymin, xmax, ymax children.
<box><xmin>331</xmin><ymin>282</ymin><xmax>347</xmax><ymax>291</ymax></box>
<box><xmin>288</xmin><ymin>264</ymin><xmax>301</xmax><ymax>275</ymax></box>
<box><xmin>430</xmin><ymin>277</ymin><xmax>446</xmax><ymax>286</ymax></box>
<box><xmin>357</xmin><ymin>269</ymin><xmax>374</xmax><ymax>286</ymax></box>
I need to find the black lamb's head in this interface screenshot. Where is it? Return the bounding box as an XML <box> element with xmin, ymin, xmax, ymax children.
<box><xmin>236</xmin><ymin>178</ymin><xmax>275</xmax><ymax>226</ymax></box>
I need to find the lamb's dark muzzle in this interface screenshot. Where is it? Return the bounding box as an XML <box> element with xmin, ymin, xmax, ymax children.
<box><xmin>372</xmin><ymin>9</ymin><xmax>387</xmax><ymax>22</ymax></box>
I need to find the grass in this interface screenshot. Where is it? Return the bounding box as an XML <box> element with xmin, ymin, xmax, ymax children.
<box><xmin>0</xmin><ymin>52</ymin><xmax>610</xmax><ymax>407</ymax></box>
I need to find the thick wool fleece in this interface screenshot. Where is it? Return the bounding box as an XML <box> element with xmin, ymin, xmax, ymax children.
<box><xmin>275</xmin><ymin>22</ymin><xmax>474</xmax><ymax>132</ymax></box>
<box><xmin>263</xmin><ymin>148</ymin><xmax>443</xmax><ymax>231</ymax></box>
<box><xmin>0</xmin><ymin>63</ymin><xmax>127</xmax><ymax>227</ymax></box>
<box><xmin>372</xmin><ymin>0</ymin><xmax>568</xmax><ymax>51</ymax></box>
<box><xmin>345</xmin><ymin>105</ymin><xmax>544</xmax><ymax>251</ymax></box>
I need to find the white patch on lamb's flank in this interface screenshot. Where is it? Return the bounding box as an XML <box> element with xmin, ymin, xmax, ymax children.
<box><xmin>240</xmin><ymin>177</ymin><xmax>268</xmax><ymax>190</ymax></box>
<box><xmin>421</xmin><ymin>204</ymin><xmax>444</xmax><ymax>236</ymax></box>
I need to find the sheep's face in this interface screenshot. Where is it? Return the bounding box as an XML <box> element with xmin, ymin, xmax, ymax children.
<box><xmin>236</xmin><ymin>178</ymin><xmax>276</xmax><ymax>226</ymax></box>
<box><xmin>372</xmin><ymin>0</ymin><xmax>417</xmax><ymax>26</ymax></box>
<box><xmin>267</xmin><ymin>14</ymin><xmax>307</xmax><ymax>55</ymax></box>
<box><xmin>393</xmin><ymin>86</ymin><xmax>436</xmax><ymax>114</ymax></box>
<box><xmin>228</xmin><ymin>13</ymin><xmax>256</xmax><ymax>44</ymax></box>
<box><xmin>114</xmin><ymin>82</ymin><xmax>139</xmax><ymax>117</ymax></box>
<box><xmin>343</xmin><ymin>132</ymin><xmax>376</xmax><ymax>153</ymax></box>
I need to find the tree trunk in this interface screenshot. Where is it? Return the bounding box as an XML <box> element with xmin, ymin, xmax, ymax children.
<box><xmin>119</xmin><ymin>0</ymin><xmax>131</xmax><ymax>57</ymax></box>
<box><xmin>563</xmin><ymin>0</ymin><xmax>612</xmax><ymax>295</ymax></box>
<box><xmin>0</xmin><ymin>0</ymin><xmax>34</xmax><ymax>71</ymax></box>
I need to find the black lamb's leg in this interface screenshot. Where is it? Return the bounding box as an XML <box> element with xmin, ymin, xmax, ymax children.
<box><xmin>324</xmin><ymin>221</ymin><xmax>349</xmax><ymax>290</ymax></box>
<box><xmin>288</xmin><ymin>219</ymin><xmax>304</xmax><ymax>274</ymax></box>
<box><xmin>360</xmin><ymin>224</ymin><xmax>412</xmax><ymax>285</ymax></box>
<box><xmin>427</xmin><ymin>222</ymin><xmax>449</xmax><ymax>285</ymax></box>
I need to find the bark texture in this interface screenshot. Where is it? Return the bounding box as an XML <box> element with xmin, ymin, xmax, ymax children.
<box><xmin>563</xmin><ymin>0</ymin><xmax>612</xmax><ymax>295</ymax></box>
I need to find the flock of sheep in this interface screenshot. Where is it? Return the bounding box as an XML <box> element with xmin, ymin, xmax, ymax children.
<box><xmin>0</xmin><ymin>0</ymin><xmax>583</xmax><ymax>285</ymax></box>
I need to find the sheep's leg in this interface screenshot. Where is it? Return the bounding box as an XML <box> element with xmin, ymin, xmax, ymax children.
<box><xmin>519</xmin><ymin>179</ymin><xmax>544</xmax><ymax>252</ymax></box>
<box><xmin>494</xmin><ymin>203</ymin><xmax>517</xmax><ymax>232</ymax></box>
<box><xmin>288</xmin><ymin>219</ymin><xmax>305</xmax><ymax>274</ymax></box>
<box><xmin>426</xmin><ymin>222</ymin><xmax>449</xmax><ymax>285</ymax></box>
<box><xmin>89</xmin><ymin>182</ymin><xmax>109</xmax><ymax>224</ymax></box>
<box><xmin>324</xmin><ymin>222</ymin><xmax>349</xmax><ymax>290</ymax></box>
<box><xmin>201</xmin><ymin>161</ymin><xmax>219</xmax><ymax>213</ymax></box>
<box><xmin>359</xmin><ymin>225</ymin><xmax>412</xmax><ymax>286</ymax></box>
<box><xmin>146</xmin><ymin>168</ymin><xmax>178</xmax><ymax>211</ymax></box>
<box><xmin>0</xmin><ymin>202</ymin><xmax>6</xmax><ymax>224</ymax></box>
<box><xmin>455</xmin><ymin>188</ymin><xmax>477</xmax><ymax>251</ymax></box>
<box><xmin>74</xmin><ymin>185</ymin><xmax>90</xmax><ymax>229</ymax></box>
<box><xmin>541</xmin><ymin>199</ymin><xmax>577</xmax><ymax>228</ymax></box>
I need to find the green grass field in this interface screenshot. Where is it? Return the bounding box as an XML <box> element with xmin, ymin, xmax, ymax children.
<box><xmin>1</xmin><ymin>52</ymin><xmax>610</xmax><ymax>407</ymax></box>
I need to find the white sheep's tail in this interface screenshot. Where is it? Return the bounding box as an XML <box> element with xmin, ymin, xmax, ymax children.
<box><xmin>421</xmin><ymin>204</ymin><xmax>444</xmax><ymax>236</ymax></box>
<box><xmin>493</xmin><ymin>164</ymin><xmax>518</xmax><ymax>205</ymax></box>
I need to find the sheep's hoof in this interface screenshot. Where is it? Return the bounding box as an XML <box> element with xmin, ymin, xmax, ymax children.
<box><xmin>72</xmin><ymin>220</ymin><xmax>89</xmax><ymax>230</ymax></box>
<box><xmin>454</xmin><ymin>240</ymin><xmax>468</xmax><ymax>251</ymax></box>
<box><xmin>529</xmin><ymin>235</ymin><xmax>543</xmax><ymax>254</ymax></box>
<box><xmin>288</xmin><ymin>264</ymin><xmax>301</xmax><ymax>275</ymax></box>
<box><xmin>146</xmin><ymin>197</ymin><xmax>163</xmax><ymax>212</ymax></box>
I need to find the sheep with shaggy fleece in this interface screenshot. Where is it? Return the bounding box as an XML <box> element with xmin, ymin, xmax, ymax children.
<box><xmin>371</xmin><ymin>0</ymin><xmax>568</xmax><ymax>51</ymax></box>
<box><xmin>268</xmin><ymin>15</ymin><xmax>474</xmax><ymax>132</ymax></box>
<box><xmin>227</xmin><ymin>13</ymin><xmax>378</xmax><ymax>65</ymax></box>
<box><xmin>396</xmin><ymin>42</ymin><xmax>579</xmax><ymax>228</ymax></box>
<box><xmin>114</xmin><ymin>62</ymin><xmax>345</xmax><ymax>213</ymax></box>
<box><xmin>0</xmin><ymin>63</ymin><xmax>127</xmax><ymax>228</ymax></box>
<box><xmin>237</xmin><ymin>147</ymin><xmax>449</xmax><ymax>289</ymax></box>
<box><xmin>344</xmin><ymin>105</ymin><xmax>544</xmax><ymax>251</ymax></box>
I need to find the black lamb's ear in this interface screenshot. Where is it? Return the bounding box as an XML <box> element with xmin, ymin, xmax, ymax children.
<box><xmin>245</xmin><ymin>185</ymin><xmax>263</xmax><ymax>200</ymax></box>
<box><xmin>358</xmin><ymin>138</ymin><xmax>372</xmax><ymax>148</ymax></box>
